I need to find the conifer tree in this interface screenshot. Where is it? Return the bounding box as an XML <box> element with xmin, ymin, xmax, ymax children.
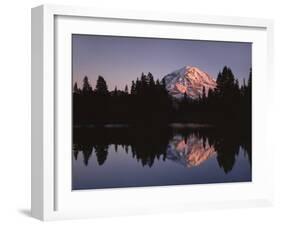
<box><xmin>113</xmin><ymin>86</ymin><xmax>118</xmax><ymax>96</ymax></box>
<box><xmin>248</xmin><ymin>68</ymin><xmax>252</xmax><ymax>92</ymax></box>
<box><xmin>147</xmin><ymin>72</ymin><xmax>155</xmax><ymax>87</ymax></box>
<box><xmin>202</xmin><ymin>86</ymin><xmax>206</xmax><ymax>103</ymax></box>
<box><xmin>124</xmin><ymin>85</ymin><xmax>129</xmax><ymax>94</ymax></box>
<box><xmin>131</xmin><ymin>81</ymin><xmax>136</xmax><ymax>95</ymax></box>
<box><xmin>82</xmin><ymin>76</ymin><xmax>93</xmax><ymax>94</ymax></box>
<box><xmin>73</xmin><ymin>82</ymin><xmax>80</xmax><ymax>94</ymax></box>
<box><xmin>95</xmin><ymin>76</ymin><xmax>108</xmax><ymax>96</ymax></box>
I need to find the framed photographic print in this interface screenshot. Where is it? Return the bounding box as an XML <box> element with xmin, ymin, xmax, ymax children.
<box><xmin>31</xmin><ymin>4</ymin><xmax>274</xmax><ymax>221</ymax></box>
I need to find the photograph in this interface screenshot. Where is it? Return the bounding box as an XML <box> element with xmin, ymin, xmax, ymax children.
<box><xmin>72</xmin><ymin>34</ymin><xmax>252</xmax><ymax>190</ymax></box>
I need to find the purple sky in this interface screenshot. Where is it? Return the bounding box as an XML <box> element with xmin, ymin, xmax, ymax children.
<box><xmin>72</xmin><ymin>34</ymin><xmax>252</xmax><ymax>91</ymax></box>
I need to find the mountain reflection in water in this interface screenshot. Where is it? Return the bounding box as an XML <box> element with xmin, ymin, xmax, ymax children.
<box><xmin>72</xmin><ymin>125</ymin><xmax>251</xmax><ymax>189</ymax></box>
<box><xmin>167</xmin><ymin>134</ymin><xmax>216</xmax><ymax>167</ymax></box>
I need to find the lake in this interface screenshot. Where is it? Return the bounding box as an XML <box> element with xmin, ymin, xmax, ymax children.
<box><xmin>72</xmin><ymin>124</ymin><xmax>251</xmax><ymax>190</ymax></box>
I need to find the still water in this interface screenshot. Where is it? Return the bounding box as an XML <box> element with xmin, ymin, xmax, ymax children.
<box><xmin>72</xmin><ymin>124</ymin><xmax>251</xmax><ymax>190</ymax></box>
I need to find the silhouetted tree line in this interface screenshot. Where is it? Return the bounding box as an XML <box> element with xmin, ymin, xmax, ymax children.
<box><xmin>73</xmin><ymin>125</ymin><xmax>251</xmax><ymax>172</ymax></box>
<box><xmin>175</xmin><ymin>66</ymin><xmax>252</xmax><ymax>128</ymax></box>
<box><xmin>73</xmin><ymin>66</ymin><xmax>251</xmax><ymax>127</ymax></box>
<box><xmin>73</xmin><ymin>72</ymin><xmax>172</xmax><ymax>125</ymax></box>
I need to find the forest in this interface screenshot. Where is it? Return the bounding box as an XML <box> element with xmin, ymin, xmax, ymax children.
<box><xmin>73</xmin><ymin>66</ymin><xmax>252</xmax><ymax>128</ymax></box>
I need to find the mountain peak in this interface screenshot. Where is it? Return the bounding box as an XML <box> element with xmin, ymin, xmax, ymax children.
<box><xmin>163</xmin><ymin>65</ymin><xmax>216</xmax><ymax>99</ymax></box>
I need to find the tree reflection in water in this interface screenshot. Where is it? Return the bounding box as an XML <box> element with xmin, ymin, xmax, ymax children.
<box><xmin>73</xmin><ymin>125</ymin><xmax>251</xmax><ymax>174</ymax></box>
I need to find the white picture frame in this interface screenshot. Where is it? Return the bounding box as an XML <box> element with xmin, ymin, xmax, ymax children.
<box><xmin>31</xmin><ymin>4</ymin><xmax>274</xmax><ymax>221</ymax></box>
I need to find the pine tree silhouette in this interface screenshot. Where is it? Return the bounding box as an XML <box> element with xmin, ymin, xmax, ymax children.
<box><xmin>82</xmin><ymin>76</ymin><xmax>93</xmax><ymax>94</ymax></box>
<box><xmin>95</xmin><ymin>76</ymin><xmax>108</xmax><ymax>96</ymax></box>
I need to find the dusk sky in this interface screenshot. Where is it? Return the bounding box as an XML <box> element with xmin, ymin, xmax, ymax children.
<box><xmin>72</xmin><ymin>34</ymin><xmax>252</xmax><ymax>91</ymax></box>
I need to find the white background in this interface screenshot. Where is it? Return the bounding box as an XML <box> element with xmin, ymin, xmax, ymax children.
<box><xmin>0</xmin><ymin>0</ymin><xmax>280</xmax><ymax>225</ymax></box>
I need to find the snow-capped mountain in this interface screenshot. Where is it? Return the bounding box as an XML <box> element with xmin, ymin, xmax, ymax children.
<box><xmin>163</xmin><ymin>66</ymin><xmax>216</xmax><ymax>99</ymax></box>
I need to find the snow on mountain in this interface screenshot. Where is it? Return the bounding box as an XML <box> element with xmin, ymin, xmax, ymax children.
<box><xmin>163</xmin><ymin>66</ymin><xmax>217</xmax><ymax>99</ymax></box>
